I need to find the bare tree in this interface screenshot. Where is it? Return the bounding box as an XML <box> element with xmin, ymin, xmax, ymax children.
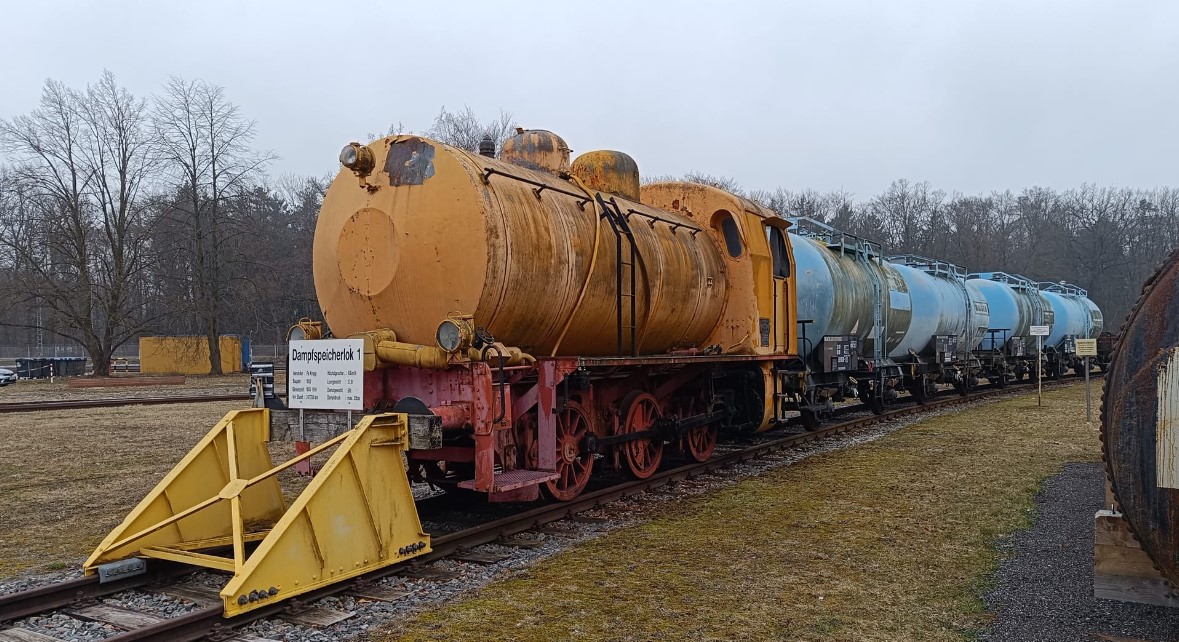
<box><xmin>0</xmin><ymin>73</ymin><xmax>159</xmax><ymax>375</ymax></box>
<box><xmin>425</xmin><ymin>106</ymin><xmax>515</xmax><ymax>155</ymax></box>
<box><xmin>153</xmin><ymin>76</ymin><xmax>274</xmax><ymax>374</ymax></box>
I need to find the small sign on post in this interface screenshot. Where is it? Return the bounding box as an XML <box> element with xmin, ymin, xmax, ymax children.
<box><xmin>287</xmin><ymin>339</ymin><xmax>364</xmax><ymax>476</ymax></box>
<box><xmin>1030</xmin><ymin>326</ymin><xmax>1050</xmax><ymax>408</ymax></box>
<box><xmin>1076</xmin><ymin>338</ymin><xmax>1098</xmax><ymax>425</ymax></box>
<box><xmin>287</xmin><ymin>339</ymin><xmax>365</xmax><ymax>411</ymax></box>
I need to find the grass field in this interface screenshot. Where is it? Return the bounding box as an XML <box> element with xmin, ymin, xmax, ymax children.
<box><xmin>369</xmin><ymin>383</ymin><xmax>1101</xmax><ymax>642</ymax></box>
<box><xmin>0</xmin><ymin>401</ymin><xmax>245</xmax><ymax>576</ymax></box>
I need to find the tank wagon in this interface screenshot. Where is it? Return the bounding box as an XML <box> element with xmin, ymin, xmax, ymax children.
<box><xmin>785</xmin><ymin>218</ymin><xmax>991</xmax><ymax>419</ymax></box>
<box><xmin>967</xmin><ymin>272</ymin><xmax>1104</xmax><ymax>379</ymax></box>
<box><xmin>83</xmin><ymin>128</ymin><xmax>1105</xmax><ymax>616</ymax></box>
<box><xmin>1102</xmin><ymin>246</ymin><xmax>1179</xmax><ymax>592</ymax></box>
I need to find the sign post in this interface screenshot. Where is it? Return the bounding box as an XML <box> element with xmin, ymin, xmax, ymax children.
<box><xmin>1030</xmin><ymin>325</ymin><xmax>1051</xmax><ymax>407</ymax></box>
<box><xmin>1075</xmin><ymin>338</ymin><xmax>1098</xmax><ymax>425</ymax></box>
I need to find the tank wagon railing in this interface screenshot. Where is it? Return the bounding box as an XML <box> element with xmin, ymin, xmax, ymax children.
<box><xmin>886</xmin><ymin>254</ymin><xmax>968</xmax><ymax>280</ymax></box>
<box><xmin>1038</xmin><ymin>281</ymin><xmax>1088</xmax><ymax>297</ymax></box>
<box><xmin>787</xmin><ymin>217</ymin><xmax>883</xmax><ymax>261</ymax></box>
<box><xmin>967</xmin><ymin>271</ymin><xmax>1039</xmax><ymax>293</ymax></box>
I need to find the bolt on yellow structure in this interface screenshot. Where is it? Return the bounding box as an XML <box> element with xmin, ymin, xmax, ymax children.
<box><xmin>83</xmin><ymin>408</ymin><xmax>431</xmax><ymax>617</ymax></box>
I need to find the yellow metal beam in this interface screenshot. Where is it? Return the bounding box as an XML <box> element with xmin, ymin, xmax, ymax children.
<box><xmin>140</xmin><ymin>547</ymin><xmax>236</xmax><ymax>572</ymax></box>
<box><xmin>165</xmin><ymin>531</ymin><xmax>269</xmax><ymax>551</ymax></box>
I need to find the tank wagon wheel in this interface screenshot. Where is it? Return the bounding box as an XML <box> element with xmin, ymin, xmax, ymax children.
<box><xmin>543</xmin><ymin>402</ymin><xmax>595</xmax><ymax>501</ymax></box>
<box><xmin>799</xmin><ymin>408</ymin><xmax>822</xmax><ymax>431</ymax></box>
<box><xmin>909</xmin><ymin>379</ymin><xmax>936</xmax><ymax>405</ymax></box>
<box><xmin>619</xmin><ymin>392</ymin><xmax>665</xmax><ymax>479</ymax></box>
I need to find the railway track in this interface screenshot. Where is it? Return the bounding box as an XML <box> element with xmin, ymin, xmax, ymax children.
<box><xmin>0</xmin><ymin>395</ymin><xmax>252</xmax><ymax>414</ymax></box>
<box><xmin>0</xmin><ymin>375</ymin><xmax>1095</xmax><ymax>641</ymax></box>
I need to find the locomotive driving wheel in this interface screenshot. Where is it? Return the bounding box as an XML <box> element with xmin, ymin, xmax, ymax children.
<box><xmin>544</xmin><ymin>402</ymin><xmax>594</xmax><ymax>501</ymax></box>
<box><xmin>676</xmin><ymin>397</ymin><xmax>717</xmax><ymax>462</ymax></box>
<box><xmin>683</xmin><ymin>423</ymin><xmax>718</xmax><ymax>462</ymax></box>
<box><xmin>619</xmin><ymin>392</ymin><xmax>665</xmax><ymax>479</ymax></box>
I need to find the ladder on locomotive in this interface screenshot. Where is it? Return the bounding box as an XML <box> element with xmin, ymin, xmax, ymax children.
<box><xmin>597</xmin><ymin>193</ymin><xmax>638</xmax><ymax>356</ymax></box>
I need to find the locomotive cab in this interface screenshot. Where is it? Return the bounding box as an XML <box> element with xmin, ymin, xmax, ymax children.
<box><xmin>642</xmin><ymin>182</ymin><xmax>803</xmax><ymax>432</ymax></box>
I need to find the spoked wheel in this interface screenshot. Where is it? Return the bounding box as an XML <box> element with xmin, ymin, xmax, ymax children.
<box><xmin>543</xmin><ymin>402</ymin><xmax>594</xmax><ymax>501</ymax></box>
<box><xmin>620</xmin><ymin>392</ymin><xmax>665</xmax><ymax>479</ymax></box>
<box><xmin>675</xmin><ymin>397</ymin><xmax>717</xmax><ymax>462</ymax></box>
<box><xmin>683</xmin><ymin>421</ymin><xmax>717</xmax><ymax>462</ymax></box>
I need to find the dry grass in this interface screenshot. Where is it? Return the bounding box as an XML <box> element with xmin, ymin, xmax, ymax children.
<box><xmin>371</xmin><ymin>384</ymin><xmax>1101</xmax><ymax>642</ymax></box>
<box><xmin>0</xmin><ymin>401</ymin><xmax>246</xmax><ymax>577</ymax></box>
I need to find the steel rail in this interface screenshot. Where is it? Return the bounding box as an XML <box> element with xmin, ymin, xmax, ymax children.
<box><xmin>0</xmin><ymin>394</ymin><xmax>252</xmax><ymax>414</ymax></box>
<box><xmin>1</xmin><ymin>374</ymin><xmax>1096</xmax><ymax>640</ymax></box>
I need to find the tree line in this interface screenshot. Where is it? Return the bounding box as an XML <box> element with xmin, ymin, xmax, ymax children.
<box><xmin>0</xmin><ymin>72</ymin><xmax>1169</xmax><ymax>374</ymax></box>
<box><xmin>746</xmin><ymin>180</ymin><xmax>1173</xmax><ymax>330</ymax></box>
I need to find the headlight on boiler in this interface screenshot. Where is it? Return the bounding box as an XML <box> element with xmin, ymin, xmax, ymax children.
<box><xmin>339</xmin><ymin>142</ymin><xmax>375</xmax><ymax>174</ymax></box>
<box><xmin>436</xmin><ymin>317</ymin><xmax>474</xmax><ymax>353</ymax></box>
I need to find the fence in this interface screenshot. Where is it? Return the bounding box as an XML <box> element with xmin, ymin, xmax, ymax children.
<box><xmin>0</xmin><ymin>344</ymin><xmax>289</xmax><ymax>369</ymax></box>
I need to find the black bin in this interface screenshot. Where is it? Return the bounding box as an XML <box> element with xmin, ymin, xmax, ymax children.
<box><xmin>15</xmin><ymin>356</ymin><xmax>87</xmax><ymax>379</ymax></box>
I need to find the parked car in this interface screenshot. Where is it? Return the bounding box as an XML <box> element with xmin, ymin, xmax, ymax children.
<box><xmin>0</xmin><ymin>368</ymin><xmax>17</xmax><ymax>386</ymax></box>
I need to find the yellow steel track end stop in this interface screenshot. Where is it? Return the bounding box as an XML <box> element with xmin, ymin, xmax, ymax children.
<box><xmin>83</xmin><ymin>409</ymin><xmax>430</xmax><ymax>617</ymax></box>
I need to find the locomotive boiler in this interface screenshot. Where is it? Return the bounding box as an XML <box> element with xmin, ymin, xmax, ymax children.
<box><xmin>316</xmin><ymin>131</ymin><xmax>727</xmax><ymax>357</ymax></box>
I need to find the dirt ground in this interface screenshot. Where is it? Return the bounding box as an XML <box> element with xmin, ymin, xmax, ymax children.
<box><xmin>371</xmin><ymin>384</ymin><xmax>1101</xmax><ymax>642</ymax></box>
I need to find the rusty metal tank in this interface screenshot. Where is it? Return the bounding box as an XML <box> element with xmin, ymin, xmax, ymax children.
<box><xmin>1103</xmin><ymin>246</ymin><xmax>1179</xmax><ymax>588</ymax></box>
<box><xmin>314</xmin><ymin>131</ymin><xmax>727</xmax><ymax>356</ymax></box>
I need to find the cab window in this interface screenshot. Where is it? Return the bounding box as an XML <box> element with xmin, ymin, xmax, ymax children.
<box><xmin>718</xmin><ymin>215</ymin><xmax>742</xmax><ymax>258</ymax></box>
<box><xmin>767</xmin><ymin>226</ymin><xmax>790</xmax><ymax>278</ymax></box>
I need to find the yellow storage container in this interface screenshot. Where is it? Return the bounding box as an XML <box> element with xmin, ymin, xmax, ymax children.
<box><xmin>140</xmin><ymin>336</ymin><xmax>243</xmax><ymax>375</ymax></box>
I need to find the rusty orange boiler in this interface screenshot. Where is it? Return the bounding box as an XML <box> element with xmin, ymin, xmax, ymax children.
<box><xmin>314</xmin><ymin>130</ymin><xmax>728</xmax><ymax>357</ymax></box>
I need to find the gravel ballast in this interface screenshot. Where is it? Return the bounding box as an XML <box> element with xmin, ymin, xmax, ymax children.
<box><xmin>980</xmin><ymin>462</ymin><xmax>1179</xmax><ymax>642</ymax></box>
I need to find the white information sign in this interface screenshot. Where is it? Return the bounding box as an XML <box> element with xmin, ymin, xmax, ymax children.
<box><xmin>288</xmin><ymin>339</ymin><xmax>364</xmax><ymax>410</ymax></box>
<box><xmin>1030</xmin><ymin>325</ymin><xmax>1051</xmax><ymax>336</ymax></box>
<box><xmin>1075</xmin><ymin>338</ymin><xmax>1098</xmax><ymax>357</ymax></box>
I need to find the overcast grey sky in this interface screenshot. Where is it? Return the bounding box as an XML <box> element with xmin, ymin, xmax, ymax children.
<box><xmin>1</xmin><ymin>0</ymin><xmax>1175</xmax><ymax>197</ymax></box>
